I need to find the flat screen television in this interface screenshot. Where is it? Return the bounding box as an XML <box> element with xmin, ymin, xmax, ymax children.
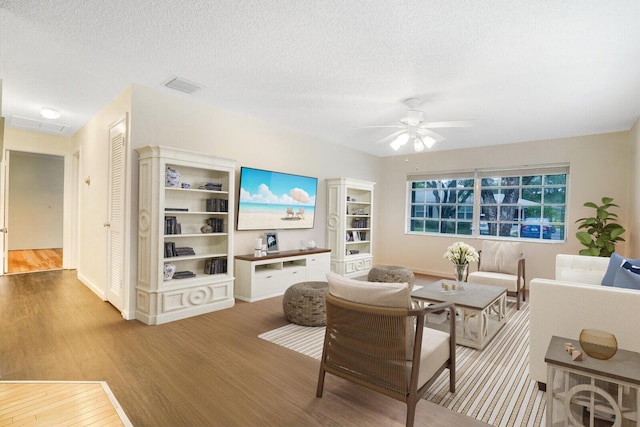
<box><xmin>236</xmin><ymin>166</ymin><xmax>318</xmax><ymax>230</ymax></box>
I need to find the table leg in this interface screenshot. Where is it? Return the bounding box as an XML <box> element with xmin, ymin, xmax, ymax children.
<box><xmin>546</xmin><ymin>365</ymin><xmax>554</xmax><ymax>427</ymax></box>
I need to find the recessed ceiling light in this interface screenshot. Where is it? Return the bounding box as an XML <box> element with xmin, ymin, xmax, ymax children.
<box><xmin>40</xmin><ymin>107</ymin><xmax>61</xmax><ymax>119</ymax></box>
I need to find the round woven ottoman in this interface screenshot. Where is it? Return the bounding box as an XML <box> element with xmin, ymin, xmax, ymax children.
<box><xmin>367</xmin><ymin>265</ymin><xmax>415</xmax><ymax>286</ymax></box>
<box><xmin>283</xmin><ymin>281</ymin><xmax>329</xmax><ymax>326</ymax></box>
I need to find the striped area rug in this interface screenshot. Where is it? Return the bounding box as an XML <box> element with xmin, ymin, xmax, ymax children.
<box><xmin>259</xmin><ymin>300</ymin><xmax>547</xmax><ymax>427</ymax></box>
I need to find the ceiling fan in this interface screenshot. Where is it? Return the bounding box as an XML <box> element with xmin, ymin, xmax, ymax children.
<box><xmin>368</xmin><ymin>98</ymin><xmax>474</xmax><ymax>152</ymax></box>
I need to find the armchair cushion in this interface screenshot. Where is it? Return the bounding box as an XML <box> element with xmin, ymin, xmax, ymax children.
<box><xmin>479</xmin><ymin>241</ymin><xmax>522</xmax><ymax>275</ymax></box>
<box><xmin>416</xmin><ymin>328</ymin><xmax>450</xmax><ymax>387</ymax></box>
<box><xmin>466</xmin><ymin>271</ymin><xmax>520</xmax><ymax>292</ymax></box>
<box><xmin>326</xmin><ymin>272</ymin><xmax>412</xmax><ymax>308</ymax></box>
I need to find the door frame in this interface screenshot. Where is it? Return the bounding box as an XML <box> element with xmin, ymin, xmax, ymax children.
<box><xmin>0</xmin><ymin>147</ymin><xmax>79</xmax><ymax>275</ymax></box>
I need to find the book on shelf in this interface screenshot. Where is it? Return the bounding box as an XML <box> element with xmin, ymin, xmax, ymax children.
<box><xmin>164</xmin><ymin>242</ymin><xmax>195</xmax><ymax>258</ymax></box>
<box><xmin>204</xmin><ymin>257</ymin><xmax>227</xmax><ymax>275</ymax></box>
<box><xmin>165</xmin><ymin>216</ymin><xmax>182</xmax><ymax>235</ymax></box>
<box><xmin>351</xmin><ymin>218</ymin><xmax>368</xmax><ymax>228</ymax></box>
<box><xmin>207</xmin><ymin>217</ymin><xmax>225</xmax><ymax>233</ymax></box>
<box><xmin>174</xmin><ymin>247</ymin><xmax>195</xmax><ymax>256</ymax></box>
<box><xmin>165</xmin><ymin>241</ymin><xmax>176</xmax><ymax>258</ymax></box>
<box><xmin>199</xmin><ymin>182</ymin><xmax>223</xmax><ymax>191</ymax></box>
<box><xmin>206</xmin><ymin>198</ymin><xmax>228</xmax><ymax>213</ymax></box>
<box><xmin>173</xmin><ymin>271</ymin><xmax>196</xmax><ymax>279</ymax></box>
<box><xmin>164</xmin><ymin>207</ymin><xmax>188</xmax><ymax>212</ymax></box>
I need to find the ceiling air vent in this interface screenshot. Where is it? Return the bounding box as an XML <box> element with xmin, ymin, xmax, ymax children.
<box><xmin>163</xmin><ymin>76</ymin><xmax>204</xmax><ymax>94</ymax></box>
<box><xmin>11</xmin><ymin>116</ymin><xmax>71</xmax><ymax>134</ymax></box>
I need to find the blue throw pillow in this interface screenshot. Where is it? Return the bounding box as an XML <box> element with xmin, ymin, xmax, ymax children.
<box><xmin>601</xmin><ymin>253</ymin><xmax>625</xmax><ymax>286</ymax></box>
<box><xmin>602</xmin><ymin>252</ymin><xmax>640</xmax><ymax>288</ymax></box>
<box><xmin>612</xmin><ymin>263</ymin><xmax>640</xmax><ymax>289</ymax></box>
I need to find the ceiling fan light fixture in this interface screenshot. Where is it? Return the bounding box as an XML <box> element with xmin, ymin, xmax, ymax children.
<box><xmin>390</xmin><ymin>133</ymin><xmax>409</xmax><ymax>151</ymax></box>
<box><xmin>413</xmin><ymin>138</ymin><xmax>425</xmax><ymax>152</ymax></box>
<box><xmin>422</xmin><ymin>135</ymin><xmax>436</xmax><ymax>149</ymax></box>
<box><xmin>40</xmin><ymin>107</ymin><xmax>61</xmax><ymax>120</ymax></box>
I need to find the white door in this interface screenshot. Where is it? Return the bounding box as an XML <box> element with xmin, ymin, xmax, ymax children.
<box><xmin>106</xmin><ymin>116</ymin><xmax>127</xmax><ymax>311</ymax></box>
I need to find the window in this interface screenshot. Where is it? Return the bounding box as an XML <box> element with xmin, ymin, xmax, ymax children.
<box><xmin>407</xmin><ymin>166</ymin><xmax>568</xmax><ymax>241</ymax></box>
<box><xmin>409</xmin><ymin>176</ymin><xmax>474</xmax><ymax>235</ymax></box>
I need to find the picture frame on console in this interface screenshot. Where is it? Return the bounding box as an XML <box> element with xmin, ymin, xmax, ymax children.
<box><xmin>265</xmin><ymin>232</ymin><xmax>279</xmax><ymax>253</ymax></box>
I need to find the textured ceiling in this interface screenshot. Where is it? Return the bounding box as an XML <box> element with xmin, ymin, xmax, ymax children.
<box><xmin>1</xmin><ymin>0</ymin><xmax>640</xmax><ymax>157</ymax></box>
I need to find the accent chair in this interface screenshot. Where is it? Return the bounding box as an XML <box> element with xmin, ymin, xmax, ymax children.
<box><xmin>316</xmin><ymin>273</ymin><xmax>456</xmax><ymax>427</ymax></box>
<box><xmin>467</xmin><ymin>241</ymin><xmax>526</xmax><ymax>309</ymax></box>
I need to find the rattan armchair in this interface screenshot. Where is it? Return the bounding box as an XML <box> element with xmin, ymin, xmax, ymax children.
<box><xmin>316</xmin><ymin>293</ymin><xmax>456</xmax><ymax>427</ymax></box>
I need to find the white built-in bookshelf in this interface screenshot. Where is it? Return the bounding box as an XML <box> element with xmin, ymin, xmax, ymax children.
<box><xmin>136</xmin><ymin>145</ymin><xmax>236</xmax><ymax>324</ymax></box>
<box><xmin>326</xmin><ymin>178</ymin><xmax>375</xmax><ymax>277</ymax></box>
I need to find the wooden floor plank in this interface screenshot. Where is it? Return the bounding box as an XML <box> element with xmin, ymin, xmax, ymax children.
<box><xmin>0</xmin><ymin>270</ymin><xmax>488</xmax><ymax>427</ymax></box>
<box><xmin>0</xmin><ymin>382</ymin><xmax>127</xmax><ymax>427</ymax></box>
<box><xmin>7</xmin><ymin>249</ymin><xmax>62</xmax><ymax>274</ymax></box>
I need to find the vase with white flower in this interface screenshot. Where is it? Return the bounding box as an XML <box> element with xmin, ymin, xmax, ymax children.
<box><xmin>443</xmin><ymin>241</ymin><xmax>479</xmax><ymax>290</ymax></box>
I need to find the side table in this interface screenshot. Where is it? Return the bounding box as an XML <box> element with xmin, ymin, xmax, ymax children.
<box><xmin>545</xmin><ymin>335</ymin><xmax>640</xmax><ymax>427</ymax></box>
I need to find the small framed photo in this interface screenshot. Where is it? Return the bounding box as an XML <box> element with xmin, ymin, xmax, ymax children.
<box><xmin>264</xmin><ymin>232</ymin><xmax>279</xmax><ymax>253</ymax></box>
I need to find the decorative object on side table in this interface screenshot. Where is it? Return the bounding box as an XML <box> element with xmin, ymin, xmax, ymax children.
<box><xmin>563</xmin><ymin>342</ymin><xmax>583</xmax><ymax>361</ymax></box>
<box><xmin>443</xmin><ymin>241</ymin><xmax>479</xmax><ymax>290</ymax></box>
<box><xmin>579</xmin><ymin>328</ymin><xmax>618</xmax><ymax>360</ymax></box>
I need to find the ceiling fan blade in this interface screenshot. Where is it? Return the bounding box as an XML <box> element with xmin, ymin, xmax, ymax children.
<box><xmin>422</xmin><ymin>120</ymin><xmax>475</xmax><ymax>128</ymax></box>
<box><xmin>375</xmin><ymin>129</ymin><xmax>406</xmax><ymax>144</ymax></box>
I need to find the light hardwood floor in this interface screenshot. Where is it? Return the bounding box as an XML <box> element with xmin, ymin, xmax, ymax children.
<box><xmin>0</xmin><ymin>381</ymin><xmax>130</xmax><ymax>426</ymax></box>
<box><xmin>0</xmin><ymin>271</ymin><xmax>489</xmax><ymax>427</ymax></box>
<box><xmin>7</xmin><ymin>248</ymin><xmax>63</xmax><ymax>273</ymax></box>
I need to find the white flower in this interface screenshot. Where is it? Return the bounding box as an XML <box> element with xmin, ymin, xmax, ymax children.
<box><xmin>443</xmin><ymin>241</ymin><xmax>479</xmax><ymax>265</ymax></box>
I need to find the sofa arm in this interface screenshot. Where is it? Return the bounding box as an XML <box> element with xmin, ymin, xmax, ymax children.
<box><xmin>529</xmin><ymin>278</ymin><xmax>640</xmax><ymax>387</ymax></box>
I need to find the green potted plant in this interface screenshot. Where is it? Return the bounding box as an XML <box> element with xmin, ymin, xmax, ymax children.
<box><xmin>575</xmin><ymin>197</ymin><xmax>625</xmax><ymax>257</ymax></box>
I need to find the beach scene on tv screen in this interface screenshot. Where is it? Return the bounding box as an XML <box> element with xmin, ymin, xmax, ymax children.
<box><xmin>238</xmin><ymin>168</ymin><xmax>317</xmax><ymax>230</ymax></box>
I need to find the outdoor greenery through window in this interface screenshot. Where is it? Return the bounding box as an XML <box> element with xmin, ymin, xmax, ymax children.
<box><xmin>408</xmin><ymin>166</ymin><xmax>568</xmax><ymax>241</ymax></box>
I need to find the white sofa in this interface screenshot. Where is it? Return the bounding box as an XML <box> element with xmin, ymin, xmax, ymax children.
<box><xmin>529</xmin><ymin>254</ymin><xmax>640</xmax><ymax>389</ymax></box>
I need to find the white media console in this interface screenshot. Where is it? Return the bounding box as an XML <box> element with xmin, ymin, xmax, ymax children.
<box><xmin>234</xmin><ymin>248</ymin><xmax>331</xmax><ymax>302</ymax></box>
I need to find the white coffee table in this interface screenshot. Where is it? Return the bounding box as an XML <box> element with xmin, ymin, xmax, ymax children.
<box><xmin>411</xmin><ymin>280</ymin><xmax>507</xmax><ymax>350</ymax></box>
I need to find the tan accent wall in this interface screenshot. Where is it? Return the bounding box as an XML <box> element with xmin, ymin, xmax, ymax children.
<box><xmin>376</xmin><ymin>132</ymin><xmax>632</xmax><ymax>283</ymax></box>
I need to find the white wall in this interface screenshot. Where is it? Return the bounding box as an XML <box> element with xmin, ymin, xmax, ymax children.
<box><xmin>72</xmin><ymin>87</ymin><xmax>132</xmax><ymax>311</ymax></box>
<box><xmin>8</xmin><ymin>151</ymin><xmax>64</xmax><ymax>250</ymax></box>
<box><xmin>129</xmin><ymin>84</ymin><xmax>381</xmax><ymax>256</ymax></box>
<box><xmin>375</xmin><ymin>132</ymin><xmax>632</xmax><ymax>284</ymax></box>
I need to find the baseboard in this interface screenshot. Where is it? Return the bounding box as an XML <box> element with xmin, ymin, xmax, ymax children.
<box><xmin>77</xmin><ymin>271</ymin><xmax>106</xmax><ymax>300</ymax></box>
